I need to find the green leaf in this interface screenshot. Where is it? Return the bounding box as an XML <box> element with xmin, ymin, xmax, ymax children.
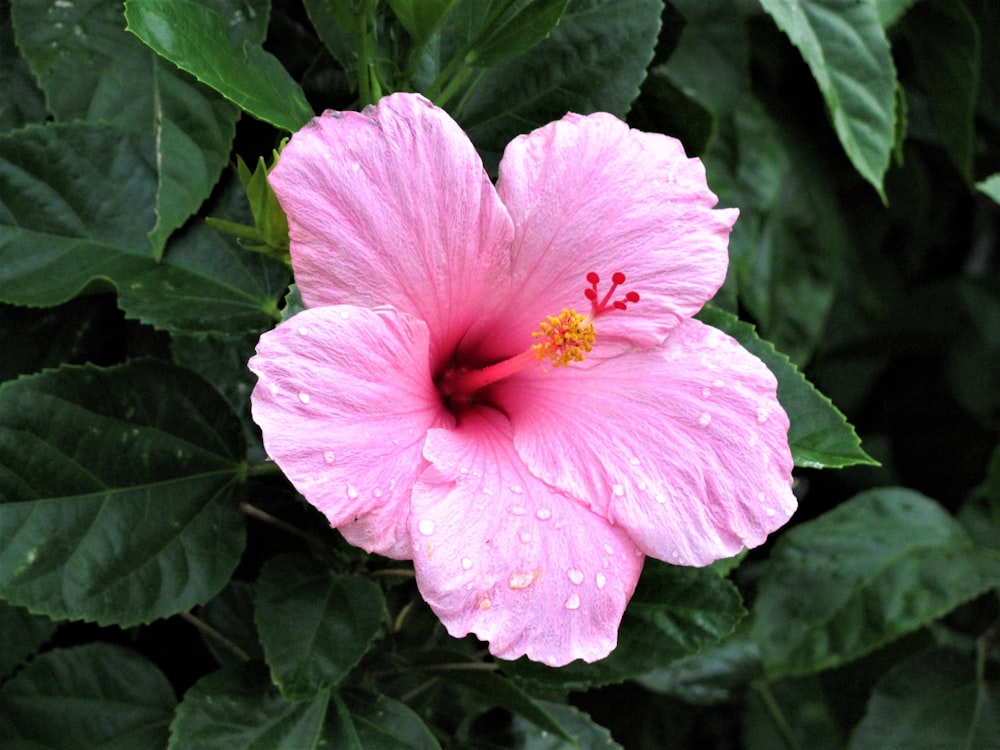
<box><xmin>510</xmin><ymin>700</ymin><xmax>623</xmax><ymax>749</ymax></box>
<box><xmin>758</xmin><ymin>0</ymin><xmax>897</xmax><ymax>197</ymax></box>
<box><xmin>255</xmin><ymin>553</ymin><xmax>387</xmax><ymax>702</ymax></box>
<box><xmin>464</xmin><ymin>0</ymin><xmax>570</xmax><ymax>67</ymax></box>
<box><xmin>125</xmin><ymin>0</ymin><xmax>313</xmax><ymax>132</ymax></box>
<box><xmin>977</xmin><ymin>173</ymin><xmax>1000</xmax><ymax>205</ymax></box>
<box><xmin>10</xmin><ymin>0</ymin><xmax>265</xmax><ymax>256</ymax></box>
<box><xmin>438</xmin><ymin>670</ymin><xmax>574</xmax><ymax>741</ymax></box>
<box><xmin>326</xmin><ymin>690</ymin><xmax>443</xmax><ymax>750</ymax></box>
<box><xmin>699</xmin><ymin>305</ymin><xmax>875</xmax><ymax>468</ymax></box>
<box><xmin>0</xmin><ymin>1</ymin><xmax>46</xmax><ymax>131</ymax></box>
<box><xmin>754</xmin><ymin>488</ymin><xmax>1000</xmax><ymax>677</ymax></box>
<box><xmin>0</xmin><ymin>361</ymin><xmax>246</xmax><ymax>626</ymax></box>
<box><xmin>458</xmin><ymin>0</ymin><xmax>662</xmax><ymax>170</ymax></box>
<box><xmin>168</xmin><ymin>663</ymin><xmax>329</xmax><ymax>750</ymax></box>
<box><xmin>847</xmin><ymin>647</ymin><xmax>1000</xmax><ymax>750</ymax></box>
<box><xmin>0</xmin><ymin>643</ymin><xmax>175</xmax><ymax>750</ymax></box>
<box><xmin>388</xmin><ymin>0</ymin><xmax>461</xmax><ymax>45</ymax></box>
<box><xmin>875</xmin><ymin>0</ymin><xmax>919</xmax><ymax>28</ymax></box>
<box><xmin>0</xmin><ymin>123</ymin><xmax>287</xmax><ymax>336</ymax></box>
<box><xmin>902</xmin><ymin>0</ymin><xmax>980</xmax><ymax>183</ymax></box>
<box><xmin>0</xmin><ymin>601</ymin><xmax>56</xmax><ymax>680</ymax></box>
<box><xmin>503</xmin><ymin>561</ymin><xmax>744</xmax><ymax>689</ymax></box>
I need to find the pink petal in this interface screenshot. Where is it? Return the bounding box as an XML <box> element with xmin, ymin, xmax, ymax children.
<box><xmin>495</xmin><ymin>318</ymin><xmax>796</xmax><ymax>567</ymax></box>
<box><xmin>486</xmin><ymin>112</ymin><xmax>736</xmax><ymax>360</ymax></box>
<box><xmin>248</xmin><ymin>305</ymin><xmax>451</xmax><ymax>557</ymax></box>
<box><xmin>268</xmin><ymin>93</ymin><xmax>514</xmax><ymax>369</ymax></box>
<box><xmin>410</xmin><ymin>408</ymin><xmax>643</xmax><ymax>666</ymax></box>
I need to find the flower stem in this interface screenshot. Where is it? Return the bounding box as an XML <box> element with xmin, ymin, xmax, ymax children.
<box><xmin>178</xmin><ymin>610</ymin><xmax>251</xmax><ymax>662</ymax></box>
<box><xmin>753</xmin><ymin>680</ymin><xmax>801</xmax><ymax>750</ymax></box>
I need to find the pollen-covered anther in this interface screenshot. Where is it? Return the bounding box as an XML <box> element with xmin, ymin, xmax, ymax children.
<box><xmin>532</xmin><ymin>308</ymin><xmax>595</xmax><ymax>367</ymax></box>
<box><xmin>584</xmin><ymin>271</ymin><xmax>640</xmax><ymax>317</ymax></box>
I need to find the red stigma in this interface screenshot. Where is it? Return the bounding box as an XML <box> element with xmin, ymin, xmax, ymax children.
<box><xmin>584</xmin><ymin>271</ymin><xmax>639</xmax><ymax>317</ymax></box>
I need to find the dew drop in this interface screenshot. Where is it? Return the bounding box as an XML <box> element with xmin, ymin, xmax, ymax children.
<box><xmin>536</xmin><ymin>508</ymin><xmax>552</xmax><ymax>520</ymax></box>
<box><xmin>297</xmin><ymin>325</ymin><xmax>309</xmax><ymax>336</ymax></box>
<box><xmin>324</xmin><ymin>451</ymin><xmax>335</xmax><ymax>463</ymax></box>
<box><xmin>757</xmin><ymin>491</ymin><xmax>767</xmax><ymax>503</ymax></box>
<box><xmin>461</xmin><ymin>557</ymin><xmax>473</xmax><ymax>570</ymax></box>
<box><xmin>702</xmin><ymin>387</ymin><xmax>712</xmax><ymax>398</ymax></box>
<box><xmin>480</xmin><ymin>597</ymin><xmax>491</xmax><ymax>611</ymax></box>
<box><xmin>373</xmin><ymin>487</ymin><xmax>383</xmax><ymax>498</ymax></box>
<box><xmin>713</xmin><ymin>379</ymin><xmax>725</xmax><ymax>388</ymax></box>
<box><xmin>567</xmin><ymin>568</ymin><xmax>584</xmax><ymax>585</ymax></box>
<box><xmin>508</xmin><ymin>569</ymin><xmax>540</xmax><ymax>590</ymax></box>
<box><xmin>596</xmin><ymin>573</ymin><xmax>607</xmax><ymax>589</ymax></box>
<box><xmin>637</xmin><ymin>481</ymin><xmax>647</xmax><ymax>492</ymax></box>
<box><xmin>629</xmin><ymin>456</ymin><xmax>641</xmax><ymax>467</ymax></box>
<box><xmin>766</xmin><ymin>507</ymin><xmax>777</xmax><ymax>517</ymax></box>
<box><xmin>699</xmin><ymin>412</ymin><xmax>712</xmax><ymax>427</ymax></box>
<box><xmin>269</xmin><ymin>383</ymin><xmax>279</xmax><ymax>396</ymax></box>
<box><xmin>339</xmin><ymin>309</ymin><xmax>351</xmax><ymax>319</ymax></box>
<box><xmin>564</xmin><ymin>593</ymin><xmax>581</xmax><ymax>610</ymax></box>
<box><xmin>346</xmin><ymin>485</ymin><xmax>358</xmax><ymax>499</ymax></box>
<box><xmin>298</xmin><ymin>391</ymin><xmax>311</xmax><ymax>404</ymax></box>
<box><xmin>509</xmin><ymin>505</ymin><xmax>528</xmax><ymax>516</ymax></box>
<box><xmin>757</xmin><ymin>407</ymin><xmax>769</xmax><ymax>424</ymax></box>
<box><xmin>612</xmin><ymin>484</ymin><xmax>625</xmax><ymax>497</ymax></box>
<box><xmin>604</xmin><ymin>544</ymin><xmax>615</xmax><ymax>555</ymax></box>
<box><xmin>510</xmin><ymin>484</ymin><xmax>524</xmax><ymax>495</ymax></box>
<box><xmin>482</xmin><ymin>486</ymin><xmax>494</xmax><ymax>496</ymax></box>
<box><xmin>519</xmin><ymin>530</ymin><xmax>532</xmax><ymax>544</ymax></box>
<box><xmin>418</xmin><ymin>519</ymin><xmax>435</xmax><ymax>536</ymax></box>
<box><xmin>655</xmin><ymin>493</ymin><xmax>668</xmax><ymax>504</ymax></box>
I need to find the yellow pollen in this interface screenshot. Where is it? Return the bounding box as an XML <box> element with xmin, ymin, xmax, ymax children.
<box><xmin>531</xmin><ymin>308</ymin><xmax>595</xmax><ymax>367</ymax></box>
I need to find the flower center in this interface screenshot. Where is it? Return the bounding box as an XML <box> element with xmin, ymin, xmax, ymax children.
<box><xmin>439</xmin><ymin>271</ymin><xmax>638</xmax><ymax>404</ymax></box>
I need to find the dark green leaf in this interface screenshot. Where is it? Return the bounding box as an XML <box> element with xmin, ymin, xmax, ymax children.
<box><xmin>464</xmin><ymin>0</ymin><xmax>570</xmax><ymax>67</ymax></box>
<box><xmin>197</xmin><ymin>580</ymin><xmax>265</xmax><ymax>666</ymax></box>
<box><xmin>847</xmin><ymin>647</ymin><xmax>1000</xmax><ymax>750</ymax></box>
<box><xmin>0</xmin><ymin>602</ymin><xmax>56</xmax><ymax>680</ymax></box>
<box><xmin>0</xmin><ymin>123</ymin><xmax>287</xmax><ymax>335</ymax></box>
<box><xmin>0</xmin><ymin>1</ymin><xmax>46</xmax><ymax>131</ymax></box>
<box><xmin>503</xmin><ymin>561</ymin><xmax>744</xmax><ymax>689</ymax></box>
<box><xmin>876</xmin><ymin>0</ymin><xmax>919</xmax><ymax>28</ymax></box>
<box><xmin>699</xmin><ymin>305</ymin><xmax>875</xmax><ymax>468</ymax></box>
<box><xmin>10</xmin><ymin>0</ymin><xmax>265</xmax><ymax>255</ymax></box>
<box><xmin>0</xmin><ymin>644</ymin><xmax>175</xmax><ymax>750</ymax></box>
<box><xmin>388</xmin><ymin>0</ymin><xmax>460</xmax><ymax>45</ymax></box>
<box><xmin>903</xmin><ymin>0</ymin><xmax>980</xmax><ymax>183</ymax></box>
<box><xmin>758</xmin><ymin>0</ymin><xmax>897</xmax><ymax>197</ymax></box>
<box><xmin>255</xmin><ymin>553</ymin><xmax>386</xmax><ymax>701</ymax></box>
<box><xmin>0</xmin><ymin>361</ymin><xmax>246</xmax><ymax>626</ymax></box>
<box><xmin>754</xmin><ymin>488</ymin><xmax>1000</xmax><ymax>676</ymax></box>
<box><xmin>125</xmin><ymin>0</ymin><xmax>313</xmax><ymax>132</ymax></box>
<box><xmin>510</xmin><ymin>700</ymin><xmax>622</xmax><ymax>749</ymax></box>
<box><xmin>458</xmin><ymin>0</ymin><xmax>662</xmax><ymax>170</ymax></box>
<box><xmin>168</xmin><ymin>663</ymin><xmax>329</xmax><ymax>750</ymax></box>
<box><xmin>326</xmin><ymin>690</ymin><xmax>442</xmax><ymax>750</ymax></box>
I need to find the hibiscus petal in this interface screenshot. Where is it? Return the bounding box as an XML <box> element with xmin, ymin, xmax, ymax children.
<box><xmin>489</xmin><ymin>112</ymin><xmax>736</xmax><ymax>359</ymax></box>
<box><xmin>248</xmin><ymin>305</ymin><xmax>451</xmax><ymax>557</ymax></box>
<box><xmin>268</xmin><ymin>93</ymin><xmax>514</xmax><ymax>368</ymax></box>
<box><xmin>411</xmin><ymin>408</ymin><xmax>643</xmax><ymax>666</ymax></box>
<box><xmin>497</xmin><ymin>318</ymin><xmax>796</xmax><ymax>567</ymax></box>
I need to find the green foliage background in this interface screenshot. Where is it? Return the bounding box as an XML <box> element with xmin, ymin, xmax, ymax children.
<box><xmin>1</xmin><ymin>0</ymin><xmax>998</xmax><ymax>747</ymax></box>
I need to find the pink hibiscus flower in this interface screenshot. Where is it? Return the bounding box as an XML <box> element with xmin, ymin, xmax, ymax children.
<box><xmin>249</xmin><ymin>93</ymin><xmax>795</xmax><ymax>666</ymax></box>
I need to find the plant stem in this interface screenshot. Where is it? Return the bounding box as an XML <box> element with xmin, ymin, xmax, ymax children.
<box><xmin>179</xmin><ymin>610</ymin><xmax>251</xmax><ymax>662</ymax></box>
<box><xmin>753</xmin><ymin>680</ymin><xmax>801</xmax><ymax>750</ymax></box>
<box><xmin>240</xmin><ymin>501</ymin><xmax>326</xmax><ymax>547</ymax></box>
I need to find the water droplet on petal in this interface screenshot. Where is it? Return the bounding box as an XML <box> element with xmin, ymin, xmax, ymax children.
<box><xmin>766</xmin><ymin>507</ymin><xmax>776</xmax><ymax>517</ymax></box>
<box><xmin>509</xmin><ymin>505</ymin><xmax>527</xmax><ymax>516</ymax></box>
<box><xmin>757</xmin><ymin>407</ymin><xmax>769</xmax><ymax>424</ymax></box>
<box><xmin>418</xmin><ymin>519</ymin><xmax>435</xmax><ymax>536</ymax></box>
<box><xmin>612</xmin><ymin>484</ymin><xmax>625</xmax><ymax>497</ymax></box>
<box><xmin>596</xmin><ymin>573</ymin><xmax>607</xmax><ymax>589</ymax></box>
<box><xmin>482</xmin><ymin>486</ymin><xmax>494</xmax><ymax>496</ymax></box>
<box><xmin>269</xmin><ymin>383</ymin><xmax>279</xmax><ymax>396</ymax></box>
<box><xmin>480</xmin><ymin>597</ymin><xmax>491</xmax><ymax>610</ymax></box>
<box><xmin>324</xmin><ymin>451</ymin><xmax>335</xmax><ymax>463</ymax></box>
<box><xmin>536</xmin><ymin>508</ymin><xmax>552</xmax><ymax>520</ymax></box>
<box><xmin>298</xmin><ymin>391</ymin><xmax>311</xmax><ymax>404</ymax></box>
<box><xmin>508</xmin><ymin>569</ymin><xmax>540</xmax><ymax>590</ymax></box>
<box><xmin>373</xmin><ymin>487</ymin><xmax>383</xmax><ymax>498</ymax></box>
<box><xmin>339</xmin><ymin>309</ymin><xmax>350</xmax><ymax>319</ymax></box>
<box><xmin>564</xmin><ymin>593</ymin><xmax>581</xmax><ymax>610</ymax></box>
<box><xmin>604</xmin><ymin>544</ymin><xmax>615</xmax><ymax>555</ymax></box>
<box><xmin>713</xmin><ymin>379</ymin><xmax>725</xmax><ymax>388</ymax></box>
<box><xmin>297</xmin><ymin>326</ymin><xmax>309</xmax><ymax>336</ymax></box>
<box><xmin>510</xmin><ymin>484</ymin><xmax>523</xmax><ymax>495</ymax></box>
<box><xmin>702</xmin><ymin>387</ymin><xmax>712</xmax><ymax>398</ymax></box>
<box><xmin>629</xmin><ymin>456</ymin><xmax>641</xmax><ymax>467</ymax></box>
<box><xmin>655</xmin><ymin>493</ymin><xmax>668</xmax><ymax>504</ymax></box>
<box><xmin>757</xmin><ymin>491</ymin><xmax>767</xmax><ymax>503</ymax></box>
<box><xmin>699</xmin><ymin>412</ymin><xmax>712</xmax><ymax>427</ymax></box>
<box><xmin>461</xmin><ymin>557</ymin><xmax>473</xmax><ymax>570</ymax></box>
<box><xmin>519</xmin><ymin>530</ymin><xmax>532</xmax><ymax>544</ymax></box>
<box><xmin>567</xmin><ymin>568</ymin><xmax>584</xmax><ymax>585</ymax></box>
<box><xmin>346</xmin><ymin>485</ymin><xmax>358</xmax><ymax>499</ymax></box>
